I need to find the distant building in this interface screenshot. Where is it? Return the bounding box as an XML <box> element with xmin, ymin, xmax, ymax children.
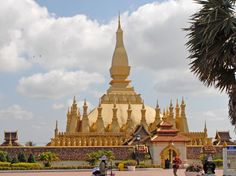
<box><xmin>213</xmin><ymin>131</ymin><xmax>235</xmax><ymax>146</ymax></box>
<box><xmin>1</xmin><ymin>131</ymin><xmax>21</xmax><ymax>146</ymax></box>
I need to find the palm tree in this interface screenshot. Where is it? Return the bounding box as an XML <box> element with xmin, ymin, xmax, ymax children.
<box><xmin>185</xmin><ymin>0</ymin><xmax>236</xmax><ymax>128</ymax></box>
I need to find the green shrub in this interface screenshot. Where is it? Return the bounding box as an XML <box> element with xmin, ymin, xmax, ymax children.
<box><xmin>28</xmin><ymin>154</ymin><xmax>36</xmax><ymax>163</ymax></box>
<box><xmin>6</xmin><ymin>154</ymin><xmax>12</xmax><ymax>163</ymax></box>
<box><xmin>214</xmin><ymin>159</ymin><xmax>223</xmax><ymax>167</ymax></box>
<box><xmin>86</xmin><ymin>150</ymin><xmax>114</xmax><ymax>166</ymax></box>
<box><xmin>11</xmin><ymin>162</ymin><xmax>41</xmax><ymax>169</ymax></box>
<box><xmin>11</xmin><ymin>156</ymin><xmax>19</xmax><ymax>164</ymax></box>
<box><xmin>39</xmin><ymin>152</ymin><xmax>59</xmax><ymax>167</ymax></box>
<box><xmin>0</xmin><ymin>151</ymin><xmax>7</xmax><ymax>162</ymax></box>
<box><xmin>18</xmin><ymin>153</ymin><xmax>27</xmax><ymax>162</ymax></box>
<box><xmin>0</xmin><ymin>162</ymin><xmax>11</xmax><ymax>167</ymax></box>
<box><xmin>0</xmin><ymin>167</ymin><xmax>11</xmax><ymax>170</ymax></box>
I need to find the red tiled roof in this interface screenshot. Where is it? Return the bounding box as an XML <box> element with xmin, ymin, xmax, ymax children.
<box><xmin>216</xmin><ymin>131</ymin><xmax>231</xmax><ymax>140</ymax></box>
<box><xmin>151</xmin><ymin>134</ymin><xmax>190</xmax><ymax>142</ymax></box>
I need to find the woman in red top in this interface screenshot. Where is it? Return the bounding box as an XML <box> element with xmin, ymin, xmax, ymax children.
<box><xmin>172</xmin><ymin>156</ymin><xmax>182</xmax><ymax>176</ymax></box>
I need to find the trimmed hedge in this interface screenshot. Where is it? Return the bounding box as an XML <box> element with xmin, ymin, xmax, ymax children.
<box><xmin>213</xmin><ymin>159</ymin><xmax>223</xmax><ymax>167</ymax></box>
<box><xmin>11</xmin><ymin>163</ymin><xmax>41</xmax><ymax>169</ymax></box>
<box><xmin>0</xmin><ymin>162</ymin><xmax>11</xmax><ymax>167</ymax></box>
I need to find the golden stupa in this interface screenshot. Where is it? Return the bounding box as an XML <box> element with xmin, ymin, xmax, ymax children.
<box><xmin>48</xmin><ymin>16</ymin><xmax>207</xmax><ymax>147</ymax></box>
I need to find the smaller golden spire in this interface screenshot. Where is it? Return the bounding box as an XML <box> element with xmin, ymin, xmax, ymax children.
<box><xmin>9</xmin><ymin>133</ymin><xmax>12</xmax><ymax>146</ymax></box>
<box><xmin>83</xmin><ymin>99</ymin><xmax>88</xmax><ymax>116</ymax></box>
<box><xmin>204</xmin><ymin>120</ymin><xmax>207</xmax><ymax>134</ymax></box>
<box><xmin>54</xmin><ymin>120</ymin><xmax>58</xmax><ymax>137</ymax></box>
<box><xmin>156</xmin><ymin>99</ymin><xmax>159</xmax><ymax>108</ymax></box>
<box><xmin>175</xmin><ymin>99</ymin><xmax>180</xmax><ymax>118</ymax></box>
<box><xmin>56</xmin><ymin>120</ymin><xmax>58</xmax><ymax>130</ymax></box>
<box><xmin>142</xmin><ymin>100</ymin><xmax>145</xmax><ymax>109</ymax></box>
<box><xmin>170</xmin><ymin>99</ymin><xmax>173</xmax><ymax>107</ymax></box>
<box><xmin>176</xmin><ymin>99</ymin><xmax>179</xmax><ymax>107</ymax></box>
<box><xmin>163</xmin><ymin>108</ymin><xmax>166</xmax><ymax>117</ymax></box>
<box><xmin>181</xmin><ymin>96</ymin><xmax>185</xmax><ymax>105</ymax></box>
<box><xmin>73</xmin><ymin>96</ymin><xmax>76</xmax><ymax>104</ymax></box>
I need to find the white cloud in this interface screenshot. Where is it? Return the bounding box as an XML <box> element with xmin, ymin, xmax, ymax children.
<box><xmin>0</xmin><ymin>105</ymin><xmax>33</xmax><ymax>120</ymax></box>
<box><xmin>0</xmin><ymin>0</ymin><xmax>199</xmax><ymax>74</ymax></box>
<box><xmin>17</xmin><ymin>70</ymin><xmax>104</xmax><ymax>99</ymax></box>
<box><xmin>153</xmin><ymin>69</ymin><xmax>223</xmax><ymax>96</ymax></box>
<box><xmin>52</xmin><ymin>103</ymin><xmax>65</xmax><ymax>110</ymax></box>
<box><xmin>0</xmin><ymin>0</ymin><xmax>49</xmax><ymax>72</ymax></box>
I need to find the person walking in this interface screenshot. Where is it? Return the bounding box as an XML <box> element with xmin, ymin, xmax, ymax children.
<box><xmin>99</xmin><ymin>155</ymin><xmax>107</xmax><ymax>176</ymax></box>
<box><xmin>203</xmin><ymin>156</ymin><xmax>216</xmax><ymax>176</ymax></box>
<box><xmin>172</xmin><ymin>156</ymin><xmax>182</xmax><ymax>176</ymax></box>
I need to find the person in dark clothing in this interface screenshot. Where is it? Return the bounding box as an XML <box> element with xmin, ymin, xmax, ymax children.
<box><xmin>165</xmin><ymin>158</ymin><xmax>170</xmax><ymax>169</ymax></box>
<box><xmin>203</xmin><ymin>156</ymin><xmax>216</xmax><ymax>175</ymax></box>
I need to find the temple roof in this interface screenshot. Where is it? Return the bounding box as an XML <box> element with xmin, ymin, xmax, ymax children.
<box><xmin>151</xmin><ymin>120</ymin><xmax>190</xmax><ymax>143</ymax></box>
<box><xmin>151</xmin><ymin>135</ymin><xmax>190</xmax><ymax>142</ymax></box>
<box><xmin>213</xmin><ymin>131</ymin><xmax>235</xmax><ymax>146</ymax></box>
<box><xmin>123</xmin><ymin>124</ymin><xmax>152</xmax><ymax>145</ymax></box>
<box><xmin>215</xmin><ymin>131</ymin><xmax>231</xmax><ymax>141</ymax></box>
<box><xmin>1</xmin><ymin>131</ymin><xmax>21</xmax><ymax>146</ymax></box>
<box><xmin>4</xmin><ymin>131</ymin><xmax>18</xmax><ymax>141</ymax></box>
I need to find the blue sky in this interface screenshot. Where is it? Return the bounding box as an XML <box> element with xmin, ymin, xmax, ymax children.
<box><xmin>0</xmin><ymin>0</ymin><xmax>235</xmax><ymax>145</ymax></box>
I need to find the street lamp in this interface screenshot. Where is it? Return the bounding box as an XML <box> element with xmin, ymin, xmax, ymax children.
<box><xmin>136</xmin><ymin>134</ymin><xmax>141</xmax><ymax>165</ymax></box>
<box><xmin>170</xmin><ymin>141</ymin><xmax>174</xmax><ymax>167</ymax></box>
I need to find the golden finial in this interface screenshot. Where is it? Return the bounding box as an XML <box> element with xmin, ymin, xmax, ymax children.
<box><xmin>73</xmin><ymin>96</ymin><xmax>76</xmax><ymax>104</ymax></box>
<box><xmin>181</xmin><ymin>96</ymin><xmax>185</xmax><ymax>105</ymax></box>
<box><xmin>163</xmin><ymin>108</ymin><xmax>166</xmax><ymax>116</ymax></box>
<box><xmin>142</xmin><ymin>100</ymin><xmax>145</xmax><ymax>109</ymax></box>
<box><xmin>118</xmin><ymin>12</ymin><xmax>121</xmax><ymax>29</ymax></box>
<box><xmin>204</xmin><ymin>120</ymin><xmax>207</xmax><ymax>132</ymax></box>
<box><xmin>56</xmin><ymin>120</ymin><xmax>58</xmax><ymax>130</ymax></box>
<box><xmin>170</xmin><ymin>99</ymin><xmax>173</xmax><ymax>107</ymax></box>
<box><xmin>9</xmin><ymin>133</ymin><xmax>12</xmax><ymax>146</ymax></box>
<box><xmin>156</xmin><ymin>99</ymin><xmax>159</xmax><ymax>108</ymax></box>
<box><xmin>176</xmin><ymin>99</ymin><xmax>179</xmax><ymax>107</ymax></box>
<box><xmin>99</xmin><ymin>98</ymin><xmax>101</xmax><ymax>107</ymax></box>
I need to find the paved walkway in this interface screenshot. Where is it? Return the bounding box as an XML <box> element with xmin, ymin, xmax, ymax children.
<box><xmin>0</xmin><ymin>169</ymin><xmax>223</xmax><ymax>176</ymax></box>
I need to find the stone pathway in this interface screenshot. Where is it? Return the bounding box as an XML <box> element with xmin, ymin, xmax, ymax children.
<box><xmin>0</xmin><ymin>168</ymin><xmax>223</xmax><ymax>176</ymax></box>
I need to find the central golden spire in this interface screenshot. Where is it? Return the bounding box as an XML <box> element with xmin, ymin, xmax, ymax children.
<box><xmin>101</xmin><ymin>15</ymin><xmax>142</xmax><ymax>104</ymax></box>
<box><xmin>109</xmin><ymin>15</ymin><xmax>131</xmax><ymax>85</ymax></box>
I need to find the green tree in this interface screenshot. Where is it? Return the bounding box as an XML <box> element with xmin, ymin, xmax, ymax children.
<box><xmin>18</xmin><ymin>152</ymin><xmax>27</xmax><ymax>162</ymax></box>
<box><xmin>27</xmin><ymin>153</ymin><xmax>36</xmax><ymax>163</ymax></box>
<box><xmin>86</xmin><ymin>150</ymin><xmax>114</xmax><ymax>166</ymax></box>
<box><xmin>6</xmin><ymin>154</ymin><xmax>12</xmax><ymax>163</ymax></box>
<box><xmin>11</xmin><ymin>156</ymin><xmax>19</xmax><ymax>164</ymax></box>
<box><xmin>25</xmin><ymin>141</ymin><xmax>36</xmax><ymax>146</ymax></box>
<box><xmin>39</xmin><ymin>152</ymin><xmax>59</xmax><ymax>167</ymax></box>
<box><xmin>185</xmin><ymin>0</ymin><xmax>236</xmax><ymax>127</ymax></box>
<box><xmin>0</xmin><ymin>151</ymin><xmax>7</xmax><ymax>162</ymax></box>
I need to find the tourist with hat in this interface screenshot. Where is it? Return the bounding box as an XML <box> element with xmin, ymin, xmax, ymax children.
<box><xmin>99</xmin><ymin>155</ymin><xmax>107</xmax><ymax>176</ymax></box>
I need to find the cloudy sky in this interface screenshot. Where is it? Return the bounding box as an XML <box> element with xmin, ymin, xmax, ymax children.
<box><xmin>0</xmin><ymin>0</ymin><xmax>235</xmax><ymax>145</ymax></box>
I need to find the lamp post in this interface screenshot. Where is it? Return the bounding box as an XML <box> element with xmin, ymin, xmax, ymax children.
<box><xmin>136</xmin><ymin>134</ymin><xmax>141</xmax><ymax>165</ymax></box>
<box><xmin>170</xmin><ymin>141</ymin><xmax>174</xmax><ymax>167</ymax></box>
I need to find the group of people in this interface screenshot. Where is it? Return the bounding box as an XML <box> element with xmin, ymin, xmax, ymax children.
<box><xmin>170</xmin><ymin>155</ymin><xmax>216</xmax><ymax>176</ymax></box>
<box><xmin>94</xmin><ymin>154</ymin><xmax>216</xmax><ymax>176</ymax></box>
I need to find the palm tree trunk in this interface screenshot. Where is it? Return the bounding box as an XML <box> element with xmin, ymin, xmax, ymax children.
<box><xmin>229</xmin><ymin>84</ymin><xmax>236</xmax><ymax>127</ymax></box>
